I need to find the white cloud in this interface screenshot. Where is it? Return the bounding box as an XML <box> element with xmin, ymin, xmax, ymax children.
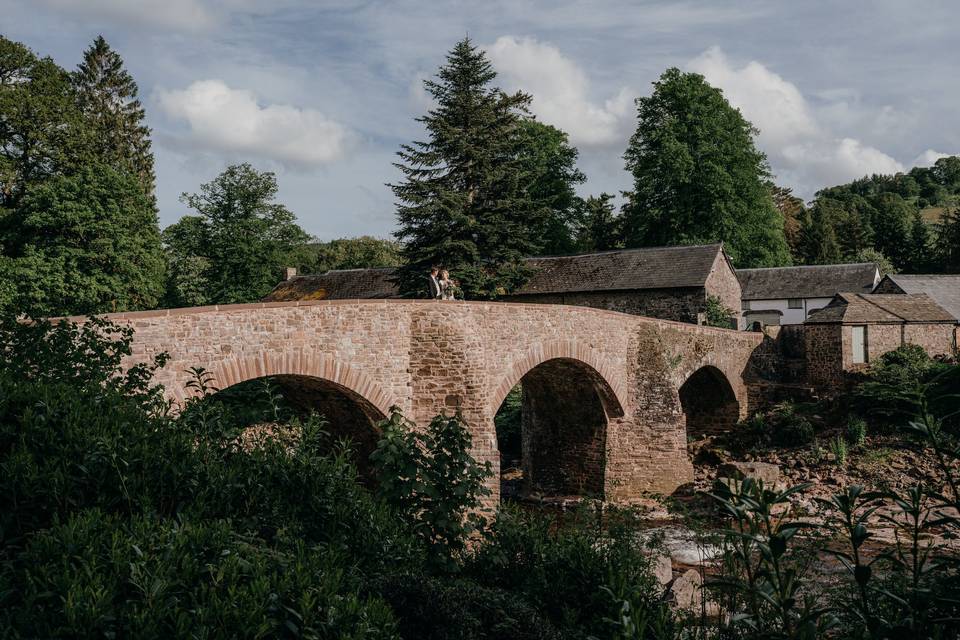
<box><xmin>912</xmin><ymin>149</ymin><xmax>952</xmax><ymax>167</ymax></box>
<box><xmin>36</xmin><ymin>0</ymin><xmax>217</xmax><ymax>31</ymax></box>
<box><xmin>687</xmin><ymin>47</ymin><xmax>903</xmax><ymax>195</ymax></box>
<box><xmin>487</xmin><ymin>36</ymin><xmax>634</xmax><ymax>147</ymax></box>
<box><xmin>156</xmin><ymin>80</ymin><xmax>352</xmax><ymax>167</ymax></box>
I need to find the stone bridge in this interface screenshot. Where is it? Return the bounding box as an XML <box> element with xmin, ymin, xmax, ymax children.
<box><xmin>96</xmin><ymin>300</ymin><xmax>764</xmax><ymax>503</ymax></box>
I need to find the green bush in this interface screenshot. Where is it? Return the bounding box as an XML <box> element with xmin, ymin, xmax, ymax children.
<box><xmin>3</xmin><ymin>511</ymin><xmax>399</xmax><ymax>638</ymax></box>
<box><xmin>845</xmin><ymin>417</ymin><xmax>867</xmax><ymax>448</ymax></box>
<box><xmin>371</xmin><ymin>408</ymin><xmax>491</xmax><ymax>571</ymax></box>
<box><xmin>465</xmin><ymin>506</ymin><xmax>675</xmax><ymax>637</ymax></box>
<box><xmin>376</xmin><ymin>573</ymin><xmax>561</xmax><ymax>640</ymax></box>
<box><xmin>738</xmin><ymin>402</ymin><xmax>815</xmax><ymax>448</ymax></box>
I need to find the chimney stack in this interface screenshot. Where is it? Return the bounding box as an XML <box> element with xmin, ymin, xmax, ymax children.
<box><xmin>284</xmin><ymin>267</ymin><xmax>298</xmax><ymax>281</ymax></box>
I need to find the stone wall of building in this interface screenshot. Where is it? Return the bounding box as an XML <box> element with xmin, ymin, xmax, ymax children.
<box><xmin>807</xmin><ymin>321</ymin><xmax>957</xmax><ymax>390</ymax></box>
<box><xmin>705</xmin><ymin>251</ymin><xmax>743</xmax><ymax>328</ymax></box>
<box><xmin>805</xmin><ymin>324</ymin><xmax>844</xmax><ymax>388</ymax></box>
<box><xmin>505</xmin><ymin>288</ymin><xmax>707</xmax><ymax>324</ymax></box>
<box><xmin>84</xmin><ymin>300</ymin><xmax>764</xmax><ymax>504</ymax></box>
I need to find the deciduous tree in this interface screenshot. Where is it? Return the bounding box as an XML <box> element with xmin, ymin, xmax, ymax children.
<box><xmin>6</xmin><ymin>164</ymin><xmax>165</xmax><ymax>316</ymax></box>
<box><xmin>622</xmin><ymin>68</ymin><xmax>791</xmax><ymax>268</ymax></box>
<box><xmin>165</xmin><ymin>163</ymin><xmax>310</xmax><ymax>305</ymax></box>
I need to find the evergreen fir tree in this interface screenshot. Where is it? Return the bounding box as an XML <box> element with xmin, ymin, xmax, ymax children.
<box><xmin>72</xmin><ymin>36</ymin><xmax>154</xmax><ymax>197</ymax></box>
<box><xmin>391</xmin><ymin>38</ymin><xmax>545</xmax><ymax>298</ymax></box>
<box><xmin>799</xmin><ymin>203</ymin><xmax>841</xmax><ymax>265</ymax></box>
<box><xmin>934</xmin><ymin>207</ymin><xmax>960</xmax><ymax>273</ymax></box>
<box><xmin>907</xmin><ymin>210</ymin><xmax>933</xmax><ymax>272</ymax></box>
<box><xmin>575</xmin><ymin>193</ymin><xmax>622</xmax><ymax>252</ymax></box>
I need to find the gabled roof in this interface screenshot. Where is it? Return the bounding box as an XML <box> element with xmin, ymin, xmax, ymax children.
<box><xmin>874</xmin><ymin>274</ymin><xmax>960</xmax><ymax>321</ymax></box>
<box><xmin>805</xmin><ymin>292</ymin><xmax>956</xmax><ymax>324</ymax></box>
<box><xmin>509</xmin><ymin>244</ymin><xmax>727</xmax><ymax>295</ymax></box>
<box><xmin>262</xmin><ymin>244</ymin><xmax>732</xmax><ymax>302</ymax></box>
<box><xmin>263</xmin><ymin>267</ymin><xmax>401</xmax><ymax>302</ymax></box>
<box><xmin>737</xmin><ymin>263</ymin><xmax>879</xmax><ymax>301</ymax></box>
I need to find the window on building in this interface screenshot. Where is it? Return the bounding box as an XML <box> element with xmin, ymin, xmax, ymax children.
<box><xmin>852</xmin><ymin>325</ymin><xmax>868</xmax><ymax>364</ymax></box>
<box><xmin>742</xmin><ymin>300</ymin><xmax>751</xmax><ymax>311</ymax></box>
<box><xmin>787</xmin><ymin>298</ymin><xmax>803</xmax><ymax>309</ymax></box>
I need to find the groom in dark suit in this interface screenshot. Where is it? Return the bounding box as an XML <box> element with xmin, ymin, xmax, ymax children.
<box><xmin>428</xmin><ymin>267</ymin><xmax>442</xmax><ymax>299</ymax></box>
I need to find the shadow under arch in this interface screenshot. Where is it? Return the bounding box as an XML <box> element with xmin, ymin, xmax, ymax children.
<box><xmin>678</xmin><ymin>365</ymin><xmax>741</xmax><ymax>440</ymax></box>
<box><xmin>492</xmin><ymin>344</ymin><xmax>626</xmax><ymax>500</ymax></box>
<box><xmin>489</xmin><ymin>341</ymin><xmax>626</xmax><ymax>420</ymax></box>
<box><xmin>190</xmin><ymin>354</ymin><xmax>396</xmax><ymax>480</ymax></box>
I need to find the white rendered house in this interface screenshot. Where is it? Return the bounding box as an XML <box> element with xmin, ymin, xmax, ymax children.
<box><xmin>737</xmin><ymin>263</ymin><xmax>880</xmax><ymax>326</ymax></box>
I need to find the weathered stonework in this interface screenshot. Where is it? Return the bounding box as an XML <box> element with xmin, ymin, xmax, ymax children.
<box><xmin>84</xmin><ymin>300</ymin><xmax>764</xmax><ymax>504</ymax></box>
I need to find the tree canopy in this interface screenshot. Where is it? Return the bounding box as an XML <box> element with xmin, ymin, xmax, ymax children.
<box><xmin>162</xmin><ymin>163</ymin><xmax>310</xmax><ymax>306</ymax></box>
<box><xmin>622</xmin><ymin>68</ymin><xmax>792</xmax><ymax>268</ymax></box>
<box><xmin>4</xmin><ymin>164</ymin><xmax>165</xmax><ymax>316</ymax></box>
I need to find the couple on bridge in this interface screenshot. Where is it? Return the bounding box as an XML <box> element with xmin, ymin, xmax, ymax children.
<box><xmin>428</xmin><ymin>267</ymin><xmax>460</xmax><ymax>300</ymax></box>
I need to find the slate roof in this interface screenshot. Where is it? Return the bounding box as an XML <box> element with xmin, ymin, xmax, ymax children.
<box><xmin>805</xmin><ymin>293</ymin><xmax>956</xmax><ymax>324</ymax></box>
<box><xmin>874</xmin><ymin>274</ymin><xmax>960</xmax><ymax>321</ymax></box>
<box><xmin>263</xmin><ymin>267</ymin><xmax>401</xmax><ymax>302</ymax></box>
<box><xmin>508</xmin><ymin>244</ymin><xmax>726</xmax><ymax>295</ymax></box>
<box><xmin>737</xmin><ymin>263</ymin><xmax>879</xmax><ymax>301</ymax></box>
<box><xmin>262</xmin><ymin>244</ymin><xmax>730</xmax><ymax>302</ymax></box>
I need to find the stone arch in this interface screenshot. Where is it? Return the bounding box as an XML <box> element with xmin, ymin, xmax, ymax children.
<box><xmin>491</xmin><ymin>342</ymin><xmax>625</xmax><ymax>500</ymax></box>
<box><xmin>678</xmin><ymin>365</ymin><xmax>741</xmax><ymax>439</ymax></box>
<box><xmin>185</xmin><ymin>353</ymin><xmax>396</xmax><ymax>481</ymax></box>
<box><xmin>177</xmin><ymin>351</ymin><xmax>397</xmax><ymax>418</ymax></box>
<box><xmin>489</xmin><ymin>340</ymin><xmax>626</xmax><ymax>419</ymax></box>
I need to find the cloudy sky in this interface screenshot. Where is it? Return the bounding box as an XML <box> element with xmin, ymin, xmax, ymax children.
<box><xmin>3</xmin><ymin>1</ymin><xmax>958</xmax><ymax>238</ymax></box>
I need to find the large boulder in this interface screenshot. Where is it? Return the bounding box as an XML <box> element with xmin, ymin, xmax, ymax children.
<box><xmin>669</xmin><ymin>569</ymin><xmax>719</xmax><ymax>617</ymax></box>
<box><xmin>718</xmin><ymin>461</ymin><xmax>780</xmax><ymax>486</ymax></box>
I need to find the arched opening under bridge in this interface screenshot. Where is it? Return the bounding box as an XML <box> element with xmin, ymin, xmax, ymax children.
<box><xmin>494</xmin><ymin>357</ymin><xmax>620</xmax><ymax>501</ymax></box>
<box><xmin>678</xmin><ymin>366</ymin><xmax>740</xmax><ymax>441</ymax></box>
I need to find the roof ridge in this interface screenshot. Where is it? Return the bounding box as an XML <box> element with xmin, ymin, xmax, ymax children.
<box><xmin>738</xmin><ymin>262</ymin><xmax>876</xmax><ymax>273</ymax></box>
<box><xmin>526</xmin><ymin>243</ymin><xmax>722</xmax><ymax>261</ymax></box>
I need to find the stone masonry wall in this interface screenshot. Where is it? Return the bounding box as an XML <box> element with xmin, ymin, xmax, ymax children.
<box><xmin>805</xmin><ymin>324</ymin><xmax>844</xmax><ymax>388</ymax></box>
<box><xmin>505</xmin><ymin>288</ymin><xmax>706</xmax><ymax>325</ymax></box>
<box><xmin>84</xmin><ymin>300</ymin><xmax>764</xmax><ymax>504</ymax></box>
<box><xmin>705</xmin><ymin>251</ymin><xmax>743</xmax><ymax>329</ymax></box>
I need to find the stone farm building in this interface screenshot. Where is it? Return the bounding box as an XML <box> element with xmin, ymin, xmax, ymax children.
<box><xmin>738</xmin><ymin>263</ymin><xmax>880</xmax><ymax>326</ymax></box>
<box><xmin>264</xmin><ymin>244</ymin><xmax>743</xmax><ymax>328</ymax></box>
<box><xmin>804</xmin><ymin>292</ymin><xmax>958</xmax><ymax>388</ymax></box>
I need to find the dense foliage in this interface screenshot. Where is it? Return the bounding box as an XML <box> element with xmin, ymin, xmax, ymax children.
<box><xmin>294</xmin><ymin>236</ymin><xmax>403</xmax><ymax>274</ymax></box>
<box><xmin>161</xmin><ymin>163</ymin><xmax>311</xmax><ymax>306</ymax></box>
<box><xmin>622</xmin><ymin>68</ymin><xmax>792</xmax><ymax>268</ymax></box>
<box><xmin>0</xmin><ymin>317</ymin><xmax>670</xmax><ymax>638</ymax></box>
<box><xmin>0</xmin><ymin>35</ymin><xmax>165</xmax><ymax>316</ymax></box>
<box><xmin>797</xmin><ymin>156</ymin><xmax>960</xmax><ymax>272</ymax></box>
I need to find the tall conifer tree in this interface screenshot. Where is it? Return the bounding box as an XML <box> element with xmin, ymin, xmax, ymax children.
<box><xmin>391</xmin><ymin>38</ymin><xmax>545</xmax><ymax>298</ymax></box>
<box><xmin>72</xmin><ymin>36</ymin><xmax>154</xmax><ymax>196</ymax></box>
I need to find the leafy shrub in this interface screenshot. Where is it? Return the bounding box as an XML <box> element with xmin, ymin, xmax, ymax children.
<box><xmin>465</xmin><ymin>506</ymin><xmax>675</xmax><ymax>637</ymax></box>
<box><xmin>851</xmin><ymin>344</ymin><xmax>954</xmax><ymax>433</ymax></box>
<box><xmin>738</xmin><ymin>402</ymin><xmax>816</xmax><ymax>448</ymax></box>
<box><xmin>371</xmin><ymin>409</ymin><xmax>492</xmax><ymax>571</ymax></box>
<box><xmin>376</xmin><ymin>573</ymin><xmax>561</xmax><ymax>640</ymax></box>
<box><xmin>829</xmin><ymin>435</ymin><xmax>848</xmax><ymax>466</ymax></box>
<box><xmin>2</xmin><ymin>511</ymin><xmax>399</xmax><ymax>638</ymax></box>
<box><xmin>704</xmin><ymin>294</ymin><xmax>735</xmax><ymax>329</ymax></box>
<box><xmin>845</xmin><ymin>417</ymin><xmax>867</xmax><ymax>448</ymax></box>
